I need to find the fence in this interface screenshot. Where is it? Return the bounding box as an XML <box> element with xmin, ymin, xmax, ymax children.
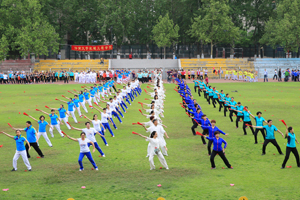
<box><xmin>5</xmin><ymin>44</ymin><xmax>300</xmax><ymax>61</ymax></box>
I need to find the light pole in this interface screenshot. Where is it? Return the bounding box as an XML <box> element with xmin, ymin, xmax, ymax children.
<box><xmin>110</xmin><ymin>26</ymin><xmax>113</xmax><ymax>59</ymax></box>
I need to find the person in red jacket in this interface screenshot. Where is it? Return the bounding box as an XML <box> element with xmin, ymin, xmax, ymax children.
<box><xmin>129</xmin><ymin>53</ymin><xmax>133</xmax><ymax>59</ymax></box>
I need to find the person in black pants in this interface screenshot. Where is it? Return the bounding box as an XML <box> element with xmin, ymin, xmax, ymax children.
<box><xmin>253</xmin><ymin>120</ymin><xmax>284</xmax><ymax>155</ymax></box>
<box><xmin>235</xmin><ymin>107</ymin><xmax>255</xmax><ymax>135</ymax></box>
<box><xmin>250</xmin><ymin>111</ymin><xmax>267</xmax><ymax>144</ymax></box>
<box><xmin>231</xmin><ymin>102</ymin><xmax>243</xmax><ymax>128</ymax></box>
<box><xmin>204</xmin><ymin>131</ymin><xmax>233</xmax><ymax>169</ymax></box>
<box><xmin>278</xmin><ymin>68</ymin><xmax>282</xmax><ymax>81</ymax></box>
<box><xmin>281</xmin><ymin>125</ymin><xmax>300</xmax><ymax>169</ymax></box>
<box><xmin>11</xmin><ymin>121</ymin><xmax>44</xmax><ymax>159</ymax></box>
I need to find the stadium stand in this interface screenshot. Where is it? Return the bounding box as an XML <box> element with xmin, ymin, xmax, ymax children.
<box><xmin>180</xmin><ymin>58</ymin><xmax>254</xmax><ymax>79</ymax></box>
<box><xmin>34</xmin><ymin>60</ymin><xmax>109</xmax><ymax>71</ymax></box>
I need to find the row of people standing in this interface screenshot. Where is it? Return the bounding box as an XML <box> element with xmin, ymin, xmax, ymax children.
<box><xmin>132</xmin><ymin>76</ymin><xmax>170</xmax><ymax>170</ymax></box>
<box><xmin>176</xmin><ymin>79</ymin><xmax>233</xmax><ymax>169</ymax></box>
<box><xmin>192</xmin><ymin>79</ymin><xmax>300</xmax><ymax>169</ymax></box>
<box><xmin>1</xmin><ymin>78</ymin><xmax>143</xmax><ymax>171</ymax></box>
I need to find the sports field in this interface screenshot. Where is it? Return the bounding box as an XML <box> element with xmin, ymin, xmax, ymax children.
<box><xmin>0</xmin><ymin>82</ymin><xmax>299</xmax><ymax>200</ymax></box>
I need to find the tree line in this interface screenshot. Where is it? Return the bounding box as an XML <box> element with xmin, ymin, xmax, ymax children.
<box><xmin>0</xmin><ymin>0</ymin><xmax>299</xmax><ymax>60</ymax></box>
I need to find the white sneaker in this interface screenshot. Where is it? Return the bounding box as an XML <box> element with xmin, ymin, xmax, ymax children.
<box><xmin>150</xmin><ymin>168</ymin><xmax>155</xmax><ymax>170</ymax></box>
<box><xmin>102</xmin><ymin>155</ymin><xmax>106</xmax><ymax>157</ymax></box>
<box><xmin>166</xmin><ymin>167</ymin><xmax>169</xmax><ymax>170</ymax></box>
<box><xmin>79</xmin><ymin>168</ymin><xmax>84</xmax><ymax>171</ymax></box>
<box><xmin>95</xmin><ymin>168</ymin><xmax>98</xmax><ymax>171</ymax></box>
<box><xmin>146</xmin><ymin>155</ymin><xmax>149</xmax><ymax>157</ymax></box>
<box><xmin>106</xmin><ymin>144</ymin><xmax>109</xmax><ymax>146</ymax></box>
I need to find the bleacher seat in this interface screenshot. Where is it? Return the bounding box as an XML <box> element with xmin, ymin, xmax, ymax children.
<box><xmin>34</xmin><ymin>60</ymin><xmax>109</xmax><ymax>72</ymax></box>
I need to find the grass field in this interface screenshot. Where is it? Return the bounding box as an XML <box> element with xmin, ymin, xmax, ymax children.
<box><xmin>0</xmin><ymin>82</ymin><xmax>300</xmax><ymax>200</ymax></box>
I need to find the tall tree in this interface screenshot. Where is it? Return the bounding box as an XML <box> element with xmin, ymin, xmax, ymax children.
<box><xmin>152</xmin><ymin>13</ymin><xmax>179</xmax><ymax>59</ymax></box>
<box><xmin>189</xmin><ymin>0</ymin><xmax>240</xmax><ymax>58</ymax></box>
<box><xmin>243</xmin><ymin>0</ymin><xmax>276</xmax><ymax>54</ymax></box>
<box><xmin>260</xmin><ymin>0</ymin><xmax>300</xmax><ymax>54</ymax></box>
<box><xmin>0</xmin><ymin>0</ymin><xmax>59</xmax><ymax>59</ymax></box>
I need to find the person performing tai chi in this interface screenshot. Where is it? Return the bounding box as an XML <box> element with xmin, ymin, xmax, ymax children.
<box><xmin>68</xmin><ymin>122</ymin><xmax>106</xmax><ymax>157</ymax></box>
<box><xmin>201</xmin><ymin>120</ymin><xmax>228</xmax><ymax>155</ymax></box>
<box><xmin>56</xmin><ymin>98</ymin><xmax>78</xmax><ymax>123</ymax></box>
<box><xmin>9</xmin><ymin>121</ymin><xmax>44</xmax><ymax>159</ymax></box>
<box><xmin>133</xmin><ymin>131</ymin><xmax>169</xmax><ymax>170</ymax></box>
<box><xmin>250</xmin><ymin>111</ymin><xmax>267</xmax><ymax>144</ymax></box>
<box><xmin>281</xmin><ymin>124</ymin><xmax>300</xmax><ymax>169</ymax></box>
<box><xmin>83</xmin><ymin>114</ymin><xmax>108</xmax><ymax>146</ymax></box>
<box><xmin>24</xmin><ymin>114</ymin><xmax>53</xmax><ymax>147</ymax></box>
<box><xmin>37</xmin><ymin>109</ymin><xmax>65</xmax><ymax>137</ymax></box>
<box><xmin>252</xmin><ymin>120</ymin><xmax>284</xmax><ymax>155</ymax></box>
<box><xmin>0</xmin><ymin>130</ymin><xmax>32</xmax><ymax>171</ymax></box>
<box><xmin>203</xmin><ymin>131</ymin><xmax>233</xmax><ymax>169</ymax></box>
<box><xmin>63</xmin><ymin>131</ymin><xmax>98</xmax><ymax>171</ymax></box>
<box><xmin>141</xmin><ymin>119</ymin><xmax>169</xmax><ymax>156</ymax></box>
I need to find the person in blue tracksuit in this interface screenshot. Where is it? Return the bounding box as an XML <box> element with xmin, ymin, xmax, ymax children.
<box><xmin>64</xmin><ymin>131</ymin><xmax>98</xmax><ymax>171</ymax></box>
<box><xmin>281</xmin><ymin>125</ymin><xmax>300</xmax><ymax>168</ymax></box>
<box><xmin>201</xmin><ymin>119</ymin><xmax>228</xmax><ymax>155</ymax></box>
<box><xmin>204</xmin><ymin>131</ymin><xmax>233</xmax><ymax>169</ymax></box>
<box><xmin>188</xmin><ymin>108</ymin><xmax>203</xmax><ymax>136</ymax></box>
<box><xmin>199</xmin><ymin>115</ymin><xmax>212</xmax><ymax>144</ymax></box>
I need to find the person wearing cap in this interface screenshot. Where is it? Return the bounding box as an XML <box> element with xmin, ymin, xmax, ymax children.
<box><xmin>203</xmin><ymin>131</ymin><xmax>233</xmax><ymax>169</ymax></box>
<box><xmin>201</xmin><ymin>120</ymin><xmax>228</xmax><ymax>155</ymax></box>
<box><xmin>281</xmin><ymin>125</ymin><xmax>300</xmax><ymax>169</ymax></box>
<box><xmin>250</xmin><ymin>111</ymin><xmax>267</xmax><ymax>144</ymax></box>
<box><xmin>0</xmin><ymin>130</ymin><xmax>32</xmax><ymax>171</ymax></box>
<box><xmin>252</xmin><ymin>120</ymin><xmax>284</xmax><ymax>155</ymax></box>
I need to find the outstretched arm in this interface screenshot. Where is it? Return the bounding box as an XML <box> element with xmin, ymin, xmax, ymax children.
<box><xmin>134</xmin><ymin>132</ymin><xmax>148</xmax><ymax>139</ymax></box>
<box><xmin>37</xmin><ymin>109</ymin><xmax>50</xmax><ymax>115</ymax></box>
<box><xmin>0</xmin><ymin>131</ymin><xmax>15</xmax><ymax>139</ymax></box>
<box><xmin>26</xmin><ymin>114</ymin><xmax>38</xmax><ymax>123</ymax></box>
<box><xmin>68</xmin><ymin>123</ymin><xmax>82</xmax><ymax>131</ymax></box>
<box><xmin>82</xmin><ymin>114</ymin><xmax>92</xmax><ymax>122</ymax></box>
<box><xmin>56</xmin><ymin>98</ymin><xmax>68</xmax><ymax>104</ymax></box>
<box><xmin>64</xmin><ymin>132</ymin><xmax>78</xmax><ymax>142</ymax></box>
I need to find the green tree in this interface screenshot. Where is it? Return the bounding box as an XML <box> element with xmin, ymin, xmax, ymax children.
<box><xmin>260</xmin><ymin>0</ymin><xmax>300</xmax><ymax>54</ymax></box>
<box><xmin>152</xmin><ymin>13</ymin><xmax>179</xmax><ymax>59</ymax></box>
<box><xmin>0</xmin><ymin>0</ymin><xmax>59</xmax><ymax>60</ymax></box>
<box><xmin>189</xmin><ymin>0</ymin><xmax>240</xmax><ymax>58</ymax></box>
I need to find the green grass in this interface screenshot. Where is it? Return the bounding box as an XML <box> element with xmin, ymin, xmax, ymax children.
<box><xmin>0</xmin><ymin>82</ymin><xmax>299</xmax><ymax>200</ymax></box>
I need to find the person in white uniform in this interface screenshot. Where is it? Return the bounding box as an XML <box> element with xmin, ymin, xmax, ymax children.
<box><xmin>83</xmin><ymin>114</ymin><xmax>108</xmax><ymax>146</ymax></box>
<box><xmin>69</xmin><ymin>122</ymin><xmax>106</xmax><ymax>157</ymax></box>
<box><xmin>142</xmin><ymin>119</ymin><xmax>169</xmax><ymax>156</ymax></box>
<box><xmin>1</xmin><ymin>130</ymin><xmax>32</xmax><ymax>171</ymax></box>
<box><xmin>133</xmin><ymin>131</ymin><xmax>169</xmax><ymax>170</ymax></box>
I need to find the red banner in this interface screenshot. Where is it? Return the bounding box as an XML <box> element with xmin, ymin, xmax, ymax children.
<box><xmin>71</xmin><ymin>45</ymin><xmax>113</xmax><ymax>52</ymax></box>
